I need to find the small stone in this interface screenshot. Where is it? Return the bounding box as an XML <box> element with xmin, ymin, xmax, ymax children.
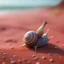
<box><xmin>27</xmin><ymin>61</ymin><xmax>31</xmax><ymax>64</ymax></box>
<box><xmin>33</xmin><ymin>57</ymin><xmax>38</xmax><ymax>60</ymax></box>
<box><xmin>23</xmin><ymin>58</ymin><xmax>27</xmax><ymax>61</ymax></box>
<box><xmin>2</xmin><ymin>62</ymin><xmax>6</xmax><ymax>64</ymax></box>
<box><xmin>36</xmin><ymin>62</ymin><xmax>40</xmax><ymax>64</ymax></box>
<box><xmin>13</xmin><ymin>55</ymin><xmax>16</xmax><ymax>58</ymax></box>
<box><xmin>3</xmin><ymin>53</ymin><xmax>7</xmax><ymax>55</ymax></box>
<box><xmin>11</xmin><ymin>60</ymin><xmax>16</xmax><ymax>64</ymax></box>
<box><xmin>18</xmin><ymin>60</ymin><xmax>22</xmax><ymax>63</ymax></box>
<box><xmin>11</xmin><ymin>47</ymin><xmax>15</xmax><ymax>49</ymax></box>
<box><xmin>42</xmin><ymin>56</ymin><xmax>46</xmax><ymax>59</ymax></box>
<box><xmin>32</xmin><ymin>55</ymin><xmax>36</xmax><ymax>57</ymax></box>
<box><xmin>49</xmin><ymin>59</ymin><xmax>54</xmax><ymax>62</ymax></box>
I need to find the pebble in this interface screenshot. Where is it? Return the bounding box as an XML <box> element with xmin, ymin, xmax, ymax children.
<box><xmin>27</xmin><ymin>61</ymin><xmax>31</xmax><ymax>64</ymax></box>
<box><xmin>33</xmin><ymin>57</ymin><xmax>38</xmax><ymax>61</ymax></box>
<box><xmin>23</xmin><ymin>58</ymin><xmax>27</xmax><ymax>61</ymax></box>
<box><xmin>42</xmin><ymin>56</ymin><xmax>46</xmax><ymax>59</ymax></box>
<box><xmin>2</xmin><ymin>62</ymin><xmax>6</xmax><ymax>64</ymax></box>
<box><xmin>36</xmin><ymin>62</ymin><xmax>40</xmax><ymax>64</ymax></box>
<box><xmin>49</xmin><ymin>59</ymin><xmax>54</xmax><ymax>62</ymax></box>
<box><xmin>18</xmin><ymin>60</ymin><xmax>22</xmax><ymax>63</ymax></box>
<box><xmin>11</xmin><ymin>60</ymin><xmax>16</xmax><ymax>64</ymax></box>
<box><xmin>10</xmin><ymin>47</ymin><xmax>15</xmax><ymax>49</ymax></box>
<box><xmin>32</xmin><ymin>55</ymin><xmax>36</xmax><ymax>57</ymax></box>
<box><xmin>3</xmin><ymin>53</ymin><xmax>7</xmax><ymax>55</ymax></box>
<box><xmin>13</xmin><ymin>55</ymin><xmax>16</xmax><ymax>58</ymax></box>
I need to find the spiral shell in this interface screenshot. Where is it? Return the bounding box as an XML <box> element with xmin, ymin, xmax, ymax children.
<box><xmin>23</xmin><ymin>31</ymin><xmax>38</xmax><ymax>47</ymax></box>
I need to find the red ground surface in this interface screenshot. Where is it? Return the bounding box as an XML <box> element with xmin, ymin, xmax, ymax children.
<box><xmin>0</xmin><ymin>2</ymin><xmax>64</xmax><ymax>64</ymax></box>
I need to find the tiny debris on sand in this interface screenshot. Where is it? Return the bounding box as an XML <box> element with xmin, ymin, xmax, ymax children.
<box><xmin>33</xmin><ymin>57</ymin><xmax>38</xmax><ymax>61</ymax></box>
<box><xmin>32</xmin><ymin>54</ymin><xmax>36</xmax><ymax>58</ymax></box>
<box><xmin>11</xmin><ymin>60</ymin><xmax>16</xmax><ymax>64</ymax></box>
<box><xmin>42</xmin><ymin>56</ymin><xmax>46</xmax><ymax>59</ymax></box>
<box><xmin>18</xmin><ymin>60</ymin><xmax>22</xmax><ymax>63</ymax></box>
<box><xmin>2</xmin><ymin>62</ymin><xmax>6</xmax><ymax>64</ymax></box>
<box><xmin>49</xmin><ymin>59</ymin><xmax>54</xmax><ymax>62</ymax></box>
<box><xmin>36</xmin><ymin>62</ymin><xmax>40</xmax><ymax>64</ymax></box>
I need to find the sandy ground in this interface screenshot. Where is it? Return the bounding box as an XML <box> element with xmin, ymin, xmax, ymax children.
<box><xmin>0</xmin><ymin>2</ymin><xmax>64</xmax><ymax>64</ymax></box>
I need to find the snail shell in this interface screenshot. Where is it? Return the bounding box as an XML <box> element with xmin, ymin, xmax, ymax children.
<box><xmin>23</xmin><ymin>31</ymin><xmax>38</xmax><ymax>47</ymax></box>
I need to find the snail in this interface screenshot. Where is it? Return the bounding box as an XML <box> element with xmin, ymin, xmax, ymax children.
<box><xmin>22</xmin><ymin>20</ymin><xmax>53</xmax><ymax>51</ymax></box>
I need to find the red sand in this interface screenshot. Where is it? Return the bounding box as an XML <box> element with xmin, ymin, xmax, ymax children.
<box><xmin>0</xmin><ymin>2</ymin><xmax>64</xmax><ymax>64</ymax></box>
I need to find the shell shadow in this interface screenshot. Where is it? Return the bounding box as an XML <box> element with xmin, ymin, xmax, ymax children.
<box><xmin>29</xmin><ymin>43</ymin><xmax>64</xmax><ymax>56</ymax></box>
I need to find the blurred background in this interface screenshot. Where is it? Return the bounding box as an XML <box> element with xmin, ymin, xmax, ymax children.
<box><xmin>0</xmin><ymin>0</ymin><xmax>62</xmax><ymax>11</ymax></box>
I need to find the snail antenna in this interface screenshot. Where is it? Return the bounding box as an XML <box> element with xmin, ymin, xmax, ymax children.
<box><xmin>36</xmin><ymin>20</ymin><xmax>48</xmax><ymax>37</ymax></box>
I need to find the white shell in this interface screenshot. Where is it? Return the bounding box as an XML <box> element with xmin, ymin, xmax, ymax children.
<box><xmin>23</xmin><ymin>31</ymin><xmax>38</xmax><ymax>47</ymax></box>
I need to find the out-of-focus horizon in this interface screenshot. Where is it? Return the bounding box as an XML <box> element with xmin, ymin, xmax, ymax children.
<box><xmin>0</xmin><ymin>0</ymin><xmax>63</xmax><ymax>15</ymax></box>
<box><xmin>0</xmin><ymin>0</ymin><xmax>62</xmax><ymax>9</ymax></box>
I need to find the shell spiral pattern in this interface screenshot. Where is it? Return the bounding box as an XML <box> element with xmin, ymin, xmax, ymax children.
<box><xmin>23</xmin><ymin>31</ymin><xmax>38</xmax><ymax>47</ymax></box>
